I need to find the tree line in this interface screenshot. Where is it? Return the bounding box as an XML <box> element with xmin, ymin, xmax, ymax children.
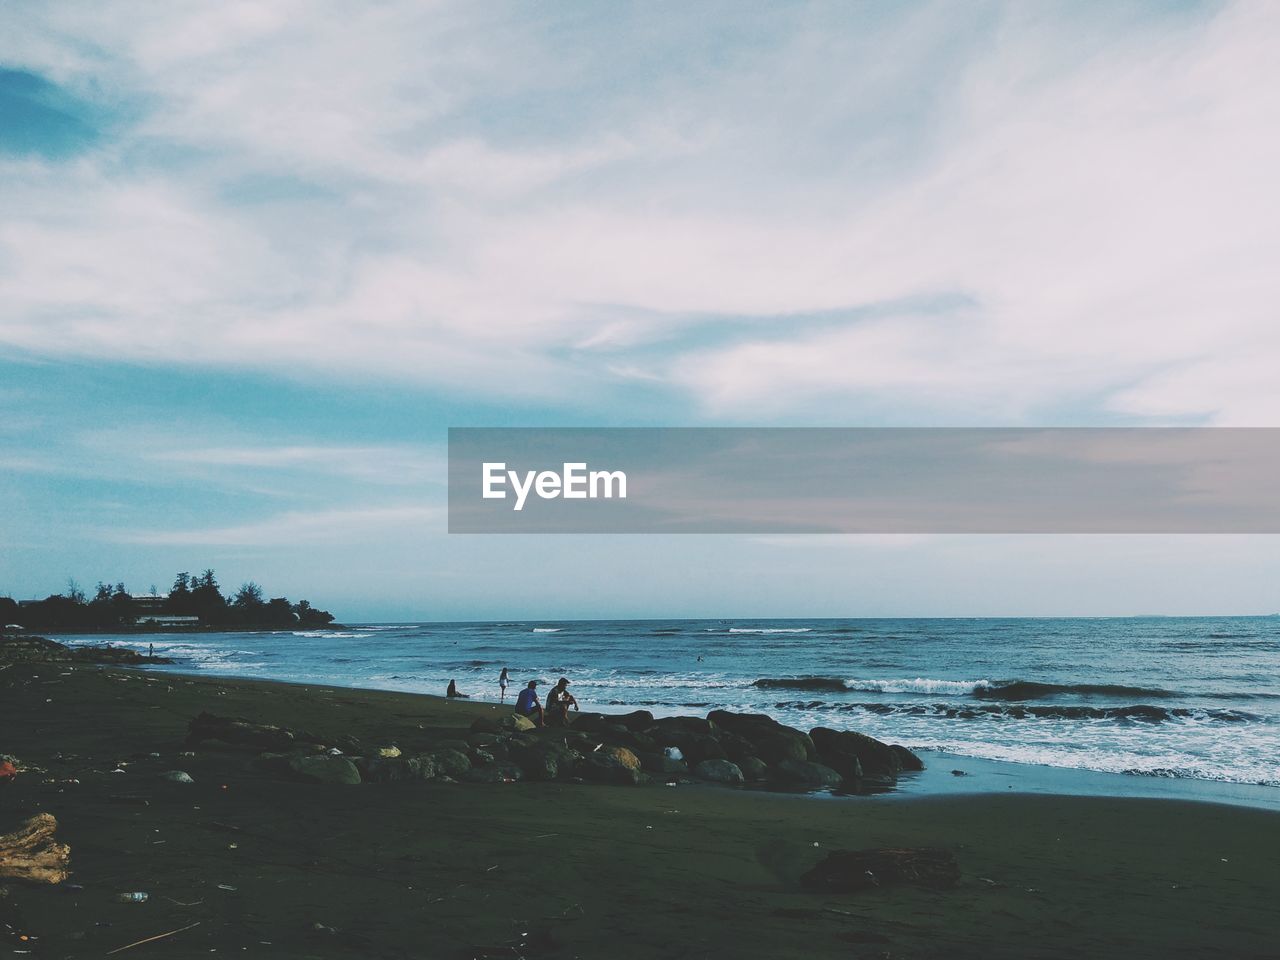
<box><xmin>0</xmin><ymin>569</ymin><xmax>336</xmax><ymax>632</ymax></box>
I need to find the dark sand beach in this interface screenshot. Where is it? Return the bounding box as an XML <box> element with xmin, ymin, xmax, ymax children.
<box><xmin>3</xmin><ymin>661</ymin><xmax>1278</xmax><ymax>959</ymax></box>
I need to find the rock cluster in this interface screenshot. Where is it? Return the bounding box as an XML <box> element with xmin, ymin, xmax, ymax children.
<box><xmin>187</xmin><ymin>707</ymin><xmax>923</xmax><ymax>792</ymax></box>
<box><xmin>0</xmin><ymin>633</ymin><xmax>174</xmax><ymax>664</ymax></box>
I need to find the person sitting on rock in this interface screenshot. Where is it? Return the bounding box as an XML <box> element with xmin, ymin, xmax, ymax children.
<box><xmin>514</xmin><ymin>680</ymin><xmax>544</xmax><ymax>726</ymax></box>
<box><xmin>546</xmin><ymin>677</ymin><xmax>579</xmax><ymax>726</ymax></box>
<box><xmin>446</xmin><ymin>679</ymin><xmax>469</xmax><ymax>699</ymax></box>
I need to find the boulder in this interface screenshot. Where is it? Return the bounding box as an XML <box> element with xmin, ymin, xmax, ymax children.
<box><xmin>578</xmin><ymin>751</ymin><xmax>642</xmax><ymax>785</ymax></box>
<box><xmin>286</xmin><ymin>754</ymin><xmax>362</xmax><ymax>785</ymax></box>
<box><xmin>890</xmin><ymin>744</ymin><xmax>925</xmax><ymax>772</ymax></box>
<box><xmin>599</xmin><ymin>746</ymin><xmax>640</xmax><ymax>770</ymax></box>
<box><xmin>376</xmin><ymin>746</ymin><xmax>402</xmax><ymax>759</ymax></box>
<box><xmin>640</xmin><ymin>753</ymin><xmax>687</xmax><ymax>776</ymax></box>
<box><xmin>810</xmin><ymin>728</ymin><xmax>920</xmax><ymax>779</ymax></box>
<box><xmin>707</xmin><ymin>711</ymin><xmax>815</xmax><ymax>763</ymax></box>
<box><xmin>738</xmin><ymin>756</ymin><xmax>769</xmax><ymax>781</ymax></box>
<box><xmin>694</xmin><ymin>759</ymin><xmax>744</xmax><ymax>785</ymax></box>
<box><xmin>358</xmin><ymin>755</ymin><xmax>413</xmax><ymax>783</ymax></box>
<box><xmin>800</xmin><ymin>848</ymin><xmax>960</xmax><ymax>892</ymax></box>
<box><xmin>463</xmin><ymin>762</ymin><xmax>523</xmax><ymax>784</ymax></box>
<box><xmin>503</xmin><ymin>714</ymin><xmax>537</xmax><ymax>733</ymax></box>
<box><xmin>159</xmin><ymin>770</ymin><xmax>193</xmax><ymax>784</ymax></box>
<box><xmin>428</xmin><ymin>748</ymin><xmax>472</xmax><ymax>779</ymax></box>
<box><xmin>770</xmin><ymin>759</ymin><xmax>843</xmax><ymax>789</ymax></box>
<box><xmin>646</xmin><ymin>716</ymin><xmax>717</xmax><ymax>741</ymax></box>
<box><xmin>469</xmin><ymin>716</ymin><xmax>503</xmax><ymax>734</ymax></box>
<box><xmin>614</xmin><ymin>710</ymin><xmax>656</xmax><ymax>731</ymax></box>
<box><xmin>188</xmin><ymin>712</ymin><xmax>298</xmax><ymax>751</ymax></box>
<box><xmin>406</xmin><ymin>755</ymin><xmax>438</xmax><ymax>781</ymax></box>
<box><xmin>718</xmin><ymin>731</ymin><xmax>758</xmax><ymax>763</ymax></box>
<box><xmin>436</xmin><ymin>738</ymin><xmax>471</xmax><ymax>753</ymax></box>
<box><xmin>509</xmin><ymin>741</ymin><xmax>578</xmax><ymax>781</ymax></box>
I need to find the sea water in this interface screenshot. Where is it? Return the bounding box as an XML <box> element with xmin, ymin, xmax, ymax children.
<box><xmin>57</xmin><ymin>616</ymin><xmax>1280</xmax><ymax>793</ymax></box>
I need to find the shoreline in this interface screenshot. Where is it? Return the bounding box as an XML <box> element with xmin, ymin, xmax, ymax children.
<box><xmin>3</xmin><ymin>661</ymin><xmax>1278</xmax><ymax>958</ymax></box>
<box><xmin>108</xmin><ymin>659</ymin><xmax>1280</xmax><ymax>813</ymax></box>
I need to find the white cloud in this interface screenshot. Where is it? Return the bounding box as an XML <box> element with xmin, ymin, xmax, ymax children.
<box><xmin>109</xmin><ymin>504</ymin><xmax>441</xmax><ymax>546</ymax></box>
<box><xmin>0</xmin><ymin>1</ymin><xmax>1277</xmax><ymax>422</ymax></box>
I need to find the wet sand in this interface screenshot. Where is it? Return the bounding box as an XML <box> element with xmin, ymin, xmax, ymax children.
<box><xmin>2</xmin><ymin>663</ymin><xmax>1277</xmax><ymax>959</ymax></box>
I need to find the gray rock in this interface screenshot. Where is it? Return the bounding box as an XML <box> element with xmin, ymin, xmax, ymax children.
<box><xmin>159</xmin><ymin>770</ymin><xmax>193</xmax><ymax>784</ymax></box>
<box><xmin>286</xmin><ymin>754</ymin><xmax>362</xmax><ymax>785</ymax></box>
<box><xmin>463</xmin><ymin>762</ymin><xmax>524</xmax><ymax>784</ymax></box>
<box><xmin>578</xmin><ymin>751</ymin><xmax>641</xmax><ymax>785</ymax></box>
<box><xmin>357</xmin><ymin>755</ymin><xmax>413</xmax><ymax>783</ymax></box>
<box><xmin>738</xmin><ymin>756</ymin><xmax>769</xmax><ymax>781</ymax></box>
<box><xmin>429</xmin><ymin>748</ymin><xmax>472</xmax><ymax>778</ymax></box>
<box><xmin>770</xmin><ymin>758</ymin><xmax>843</xmax><ymax>789</ymax></box>
<box><xmin>509</xmin><ymin>741</ymin><xmax>578</xmax><ymax>781</ymax></box>
<box><xmin>810</xmin><ymin>727</ymin><xmax>921</xmax><ymax>778</ymax></box>
<box><xmin>694</xmin><ymin>759</ymin><xmax>745</xmax><ymax>785</ymax></box>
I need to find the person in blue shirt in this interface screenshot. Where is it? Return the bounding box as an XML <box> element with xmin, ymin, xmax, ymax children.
<box><xmin>514</xmin><ymin>680</ymin><xmax>543</xmax><ymax>726</ymax></box>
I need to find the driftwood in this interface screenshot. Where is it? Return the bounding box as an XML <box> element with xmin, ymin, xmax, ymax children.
<box><xmin>0</xmin><ymin>813</ymin><xmax>71</xmax><ymax>884</ymax></box>
<box><xmin>800</xmin><ymin>847</ymin><xmax>959</xmax><ymax>893</ymax></box>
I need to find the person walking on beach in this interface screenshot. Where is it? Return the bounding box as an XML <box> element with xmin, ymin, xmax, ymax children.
<box><xmin>546</xmin><ymin>676</ymin><xmax>579</xmax><ymax>726</ymax></box>
<box><xmin>514</xmin><ymin>680</ymin><xmax>544</xmax><ymax>726</ymax></box>
<box><xmin>499</xmin><ymin>667</ymin><xmax>510</xmax><ymax>702</ymax></box>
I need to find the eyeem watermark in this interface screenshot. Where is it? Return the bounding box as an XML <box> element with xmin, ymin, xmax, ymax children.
<box><xmin>482</xmin><ymin>462</ymin><xmax>628</xmax><ymax>511</ymax></box>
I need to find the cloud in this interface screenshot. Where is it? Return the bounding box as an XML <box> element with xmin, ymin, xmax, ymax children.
<box><xmin>0</xmin><ymin>1</ymin><xmax>1276</xmax><ymax>423</ymax></box>
<box><xmin>109</xmin><ymin>504</ymin><xmax>441</xmax><ymax>546</ymax></box>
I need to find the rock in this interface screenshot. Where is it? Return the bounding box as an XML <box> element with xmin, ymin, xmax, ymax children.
<box><xmin>770</xmin><ymin>759</ymin><xmax>843</xmax><ymax>789</ymax></box>
<box><xmin>428</xmin><ymin>748</ymin><xmax>472</xmax><ymax>779</ymax></box>
<box><xmin>810</xmin><ymin>727</ymin><xmax>921</xmax><ymax>778</ymax></box>
<box><xmin>469</xmin><ymin>716</ymin><xmax>503</xmax><ymax>734</ymax></box>
<box><xmin>738</xmin><ymin>756</ymin><xmax>769</xmax><ymax>781</ymax></box>
<box><xmin>188</xmin><ymin>712</ymin><xmax>298</xmax><ymax>751</ymax></box>
<box><xmin>890</xmin><ymin>744</ymin><xmax>925</xmax><ymax>772</ymax></box>
<box><xmin>718</xmin><ymin>731</ymin><xmax>758</xmax><ymax>763</ymax></box>
<box><xmin>357</xmin><ymin>755</ymin><xmax>413</xmax><ymax>783</ymax></box>
<box><xmin>501</xmin><ymin>714</ymin><xmax>537</xmax><ymax>733</ymax></box>
<box><xmin>463</xmin><ymin>763</ymin><xmax>523</xmax><ymax>784</ymax></box>
<box><xmin>286</xmin><ymin>754</ymin><xmax>362</xmax><ymax>785</ymax></box>
<box><xmin>800</xmin><ymin>848</ymin><xmax>960</xmax><ymax>892</ymax></box>
<box><xmin>467</xmin><ymin>732</ymin><xmax>500</xmax><ymax>748</ymax></box>
<box><xmin>646</xmin><ymin>716</ymin><xmax>718</xmax><ymax>742</ymax></box>
<box><xmin>406</xmin><ymin>755</ymin><xmax>438</xmax><ymax>780</ymax></box>
<box><xmin>950</xmin><ymin>769</ymin><xmax>968</xmax><ymax>777</ymax></box>
<box><xmin>158</xmin><ymin>770</ymin><xmax>193</xmax><ymax>784</ymax></box>
<box><xmin>376</xmin><ymin>746</ymin><xmax>401</xmax><ymax>759</ymax></box>
<box><xmin>640</xmin><ymin>753</ymin><xmax>687</xmax><ymax>776</ymax></box>
<box><xmin>707</xmin><ymin>711</ymin><xmax>815</xmax><ymax>763</ymax></box>
<box><xmin>694</xmin><ymin>759</ymin><xmax>745</xmax><ymax>785</ymax></box>
<box><xmin>600</xmin><ymin>746</ymin><xmax>640</xmax><ymax>770</ymax></box>
<box><xmin>509</xmin><ymin>741</ymin><xmax>578</xmax><ymax>781</ymax></box>
<box><xmin>663</xmin><ymin>746</ymin><xmax>684</xmax><ymax>762</ymax></box>
<box><xmin>436</xmin><ymin>738</ymin><xmax>471</xmax><ymax>753</ymax></box>
<box><xmin>469</xmin><ymin>748</ymin><xmax>496</xmax><ymax>767</ymax></box>
<box><xmin>0</xmin><ymin>634</ymin><xmax>174</xmax><ymax>665</ymax></box>
<box><xmin>578</xmin><ymin>751</ymin><xmax>642</xmax><ymax>785</ymax></box>
<box><xmin>613</xmin><ymin>710</ymin><xmax>656</xmax><ymax>731</ymax></box>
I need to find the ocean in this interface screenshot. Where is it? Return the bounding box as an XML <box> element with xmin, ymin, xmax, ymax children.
<box><xmin>57</xmin><ymin>616</ymin><xmax>1280</xmax><ymax>794</ymax></box>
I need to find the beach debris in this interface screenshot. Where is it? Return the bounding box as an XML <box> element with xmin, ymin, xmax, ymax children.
<box><xmin>215</xmin><ymin>883</ymin><xmax>237</xmax><ymax>891</ymax></box>
<box><xmin>115</xmin><ymin>891</ymin><xmax>149</xmax><ymax>903</ymax></box>
<box><xmin>801</xmin><ymin>847</ymin><xmax>961</xmax><ymax>893</ymax></box>
<box><xmin>0</xmin><ymin>813</ymin><xmax>71</xmax><ymax>884</ymax></box>
<box><xmin>951</xmin><ymin>769</ymin><xmax>968</xmax><ymax>776</ymax></box>
<box><xmin>376</xmin><ymin>745</ymin><xmax>401</xmax><ymax>758</ymax></box>
<box><xmin>105</xmin><ymin>921</ymin><xmax>201</xmax><ymax>956</ymax></box>
<box><xmin>159</xmin><ymin>770</ymin><xmax>194</xmax><ymax>784</ymax></box>
<box><xmin>0</xmin><ymin>759</ymin><xmax>17</xmax><ymax>785</ymax></box>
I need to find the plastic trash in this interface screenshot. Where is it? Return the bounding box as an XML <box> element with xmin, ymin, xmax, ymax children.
<box><xmin>116</xmin><ymin>892</ymin><xmax>149</xmax><ymax>903</ymax></box>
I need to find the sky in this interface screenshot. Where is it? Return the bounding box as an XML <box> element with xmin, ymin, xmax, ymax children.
<box><xmin>2</xmin><ymin>0</ymin><xmax>1279</xmax><ymax>620</ymax></box>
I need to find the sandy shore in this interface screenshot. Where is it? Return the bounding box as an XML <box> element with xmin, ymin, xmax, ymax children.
<box><xmin>2</xmin><ymin>663</ymin><xmax>1278</xmax><ymax>959</ymax></box>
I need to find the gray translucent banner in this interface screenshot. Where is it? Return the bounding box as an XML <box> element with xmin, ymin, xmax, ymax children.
<box><xmin>448</xmin><ymin>428</ymin><xmax>1280</xmax><ymax>533</ymax></box>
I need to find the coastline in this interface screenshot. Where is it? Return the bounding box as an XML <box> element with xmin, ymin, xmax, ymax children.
<box><xmin>3</xmin><ymin>662</ymin><xmax>1278</xmax><ymax>959</ymax></box>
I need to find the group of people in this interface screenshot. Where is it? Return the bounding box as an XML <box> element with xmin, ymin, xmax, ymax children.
<box><xmin>443</xmin><ymin>667</ymin><xmax>579</xmax><ymax>727</ymax></box>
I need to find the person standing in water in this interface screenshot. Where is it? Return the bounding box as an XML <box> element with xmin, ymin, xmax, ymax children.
<box><xmin>499</xmin><ymin>667</ymin><xmax>510</xmax><ymax>702</ymax></box>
